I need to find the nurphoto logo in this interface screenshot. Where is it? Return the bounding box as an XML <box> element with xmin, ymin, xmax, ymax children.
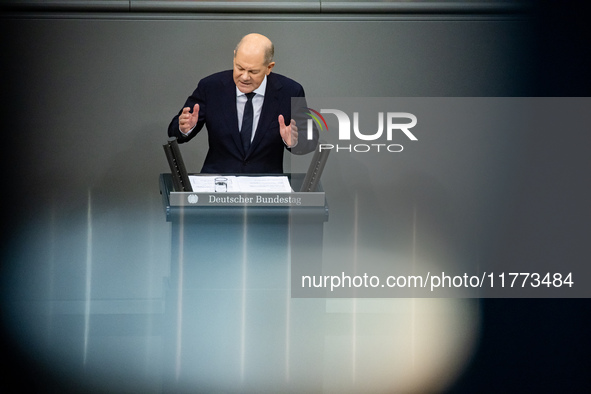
<box><xmin>305</xmin><ymin>107</ymin><xmax>418</xmax><ymax>153</ymax></box>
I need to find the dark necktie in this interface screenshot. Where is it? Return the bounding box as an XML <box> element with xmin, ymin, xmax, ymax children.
<box><xmin>241</xmin><ymin>92</ymin><xmax>256</xmax><ymax>153</ymax></box>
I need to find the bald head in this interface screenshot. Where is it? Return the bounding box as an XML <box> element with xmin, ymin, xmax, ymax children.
<box><xmin>232</xmin><ymin>33</ymin><xmax>276</xmax><ymax>93</ymax></box>
<box><xmin>234</xmin><ymin>33</ymin><xmax>275</xmax><ymax>66</ymax></box>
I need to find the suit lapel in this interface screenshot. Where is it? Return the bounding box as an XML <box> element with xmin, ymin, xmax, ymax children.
<box><xmin>221</xmin><ymin>76</ymin><xmax>245</xmax><ymax>156</ymax></box>
<box><xmin>248</xmin><ymin>74</ymin><xmax>282</xmax><ymax>157</ymax></box>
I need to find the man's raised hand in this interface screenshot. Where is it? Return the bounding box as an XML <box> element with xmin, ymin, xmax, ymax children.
<box><xmin>278</xmin><ymin>114</ymin><xmax>298</xmax><ymax>148</ymax></box>
<box><xmin>179</xmin><ymin>104</ymin><xmax>199</xmax><ymax>134</ymax></box>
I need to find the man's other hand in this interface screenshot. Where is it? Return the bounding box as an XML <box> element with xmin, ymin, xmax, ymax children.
<box><xmin>278</xmin><ymin>114</ymin><xmax>298</xmax><ymax>148</ymax></box>
<box><xmin>179</xmin><ymin>104</ymin><xmax>199</xmax><ymax>134</ymax></box>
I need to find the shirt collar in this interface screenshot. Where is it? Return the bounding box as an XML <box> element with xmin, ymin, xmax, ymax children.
<box><xmin>236</xmin><ymin>75</ymin><xmax>267</xmax><ymax>98</ymax></box>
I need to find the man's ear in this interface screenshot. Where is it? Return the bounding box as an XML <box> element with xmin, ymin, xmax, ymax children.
<box><xmin>266</xmin><ymin>62</ymin><xmax>276</xmax><ymax>75</ymax></box>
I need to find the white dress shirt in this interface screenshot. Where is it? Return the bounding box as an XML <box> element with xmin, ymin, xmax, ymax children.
<box><xmin>236</xmin><ymin>75</ymin><xmax>266</xmax><ymax>143</ymax></box>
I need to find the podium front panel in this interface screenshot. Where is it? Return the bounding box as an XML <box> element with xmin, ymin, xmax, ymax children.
<box><xmin>159</xmin><ymin>173</ymin><xmax>327</xmax><ymax>392</ymax></box>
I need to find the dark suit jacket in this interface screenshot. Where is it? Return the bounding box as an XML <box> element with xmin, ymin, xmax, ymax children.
<box><xmin>168</xmin><ymin>70</ymin><xmax>318</xmax><ymax>174</ymax></box>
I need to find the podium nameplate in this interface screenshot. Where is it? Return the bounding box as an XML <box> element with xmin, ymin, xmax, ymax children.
<box><xmin>169</xmin><ymin>192</ymin><xmax>326</xmax><ymax>207</ymax></box>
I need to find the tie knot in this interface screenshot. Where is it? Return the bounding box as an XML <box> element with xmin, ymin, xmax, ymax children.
<box><xmin>246</xmin><ymin>92</ymin><xmax>256</xmax><ymax>101</ymax></box>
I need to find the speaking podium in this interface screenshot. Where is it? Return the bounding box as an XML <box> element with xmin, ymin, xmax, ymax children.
<box><xmin>159</xmin><ymin>172</ymin><xmax>328</xmax><ymax>392</ymax></box>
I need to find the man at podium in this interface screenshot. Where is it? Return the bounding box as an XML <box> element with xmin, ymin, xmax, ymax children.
<box><xmin>168</xmin><ymin>33</ymin><xmax>318</xmax><ymax>174</ymax></box>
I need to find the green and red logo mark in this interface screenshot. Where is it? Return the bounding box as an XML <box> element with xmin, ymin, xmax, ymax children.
<box><xmin>306</xmin><ymin>108</ymin><xmax>329</xmax><ymax>132</ymax></box>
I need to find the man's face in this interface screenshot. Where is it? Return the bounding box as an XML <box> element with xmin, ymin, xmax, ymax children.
<box><xmin>233</xmin><ymin>48</ymin><xmax>275</xmax><ymax>94</ymax></box>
